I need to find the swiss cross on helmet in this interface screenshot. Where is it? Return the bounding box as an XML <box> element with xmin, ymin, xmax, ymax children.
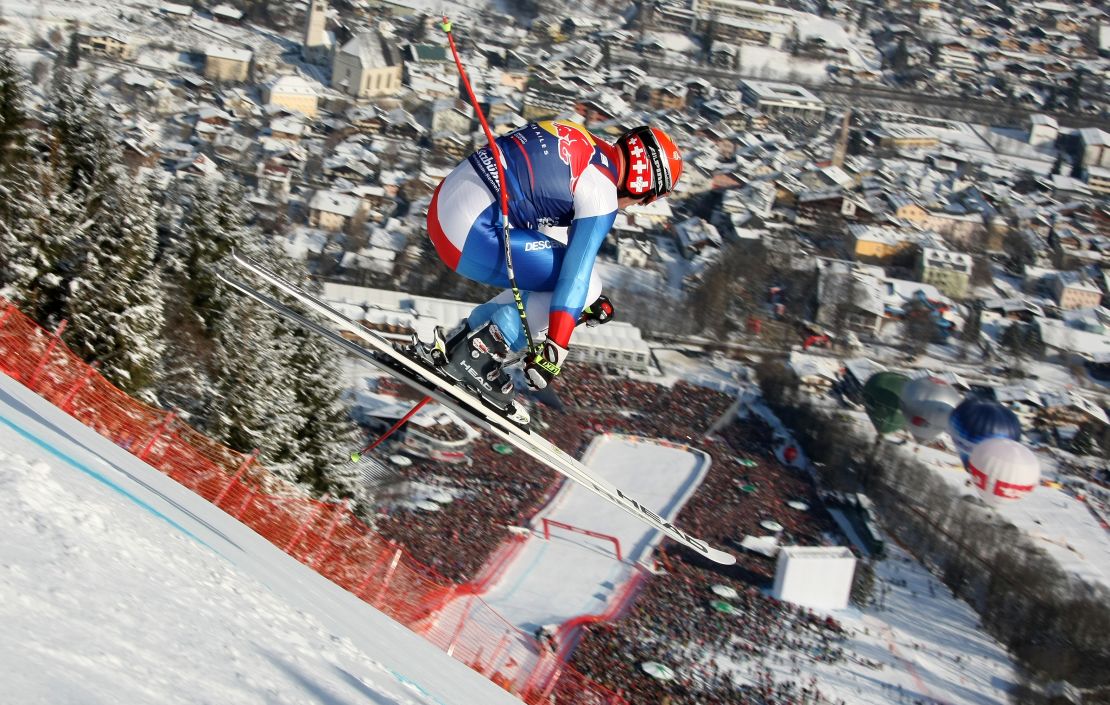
<box><xmin>616</xmin><ymin>126</ymin><xmax>683</xmax><ymax>203</ymax></box>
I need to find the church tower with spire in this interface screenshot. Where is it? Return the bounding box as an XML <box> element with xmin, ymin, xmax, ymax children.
<box><xmin>302</xmin><ymin>0</ymin><xmax>331</xmax><ymax>64</ymax></box>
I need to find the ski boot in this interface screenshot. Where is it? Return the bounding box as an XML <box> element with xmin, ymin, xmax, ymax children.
<box><xmin>406</xmin><ymin>319</ymin><xmax>471</xmax><ymax>370</ymax></box>
<box><xmin>405</xmin><ymin>320</ymin><xmax>528</xmax><ymax>424</ymax></box>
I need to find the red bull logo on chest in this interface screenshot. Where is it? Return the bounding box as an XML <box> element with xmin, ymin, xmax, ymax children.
<box><xmin>552</xmin><ymin>122</ymin><xmax>594</xmax><ymax>178</ymax></box>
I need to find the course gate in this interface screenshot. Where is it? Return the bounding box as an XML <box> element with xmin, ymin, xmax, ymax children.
<box><xmin>541</xmin><ymin>518</ymin><xmax>623</xmax><ymax>563</ymax></box>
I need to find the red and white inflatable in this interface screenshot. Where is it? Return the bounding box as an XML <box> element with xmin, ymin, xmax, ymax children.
<box><xmin>967</xmin><ymin>438</ymin><xmax>1040</xmax><ymax>505</ymax></box>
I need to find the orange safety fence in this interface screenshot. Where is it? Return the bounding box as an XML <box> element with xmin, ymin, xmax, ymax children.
<box><xmin>0</xmin><ymin>300</ymin><xmax>627</xmax><ymax>705</ymax></box>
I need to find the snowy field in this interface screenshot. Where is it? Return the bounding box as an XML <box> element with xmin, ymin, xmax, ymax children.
<box><xmin>820</xmin><ymin>344</ymin><xmax>1110</xmax><ymax>591</ymax></box>
<box><xmin>650</xmin><ymin>347</ymin><xmax>751</xmax><ymax>397</ymax></box>
<box><xmin>718</xmin><ymin>542</ymin><xmax>1018</xmax><ymax>705</ymax></box>
<box><xmin>0</xmin><ymin>374</ymin><xmax>521</xmax><ymax>705</ymax></box>
<box><xmin>901</xmin><ymin>441</ymin><xmax>1110</xmax><ymax>589</ymax></box>
<box><xmin>467</xmin><ymin>435</ymin><xmax>710</xmax><ymax>634</ymax></box>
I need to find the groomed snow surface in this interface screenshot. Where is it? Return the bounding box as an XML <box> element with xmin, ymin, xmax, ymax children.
<box><xmin>0</xmin><ymin>374</ymin><xmax>520</xmax><ymax>705</ymax></box>
<box><xmin>717</xmin><ymin>543</ymin><xmax>1017</xmax><ymax>705</ymax></box>
<box><xmin>467</xmin><ymin>436</ymin><xmax>710</xmax><ymax>634</ymax></box>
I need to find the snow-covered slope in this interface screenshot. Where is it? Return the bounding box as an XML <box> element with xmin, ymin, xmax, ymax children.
<box><xmin>0</xmin><ymin>374</ymin><xmax>521</xmax><ymax>705</ymax></box>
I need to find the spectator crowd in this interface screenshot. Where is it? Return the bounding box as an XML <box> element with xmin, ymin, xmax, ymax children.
<box><xmin>571</xmin><ymin>565</ymin><xmax>847</xmax><ymax>705</ymax></box>
<box><xmin>366</xmin><ymin>362</ymin><xmax>853</xmax><ymax>702</ymax></box>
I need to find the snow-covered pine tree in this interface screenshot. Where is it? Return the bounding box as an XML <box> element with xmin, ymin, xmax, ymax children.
<box><xmin>280</xmin><ymin>322</ymin><xmax>362</xmax><ymax>497</ymax></box>
<box><xmin>46</xmin><ymin>65</ymin><xmax>116</xmax><ymax>197</ymax></box>
<box><xmin>159</xmin><ymin>180</ymin><xmax>217</xmax><ymax>418</ymax></box>
<box><xmin>0</xmin><ymin>160</ymin><xmax>85</xmax><ymax>325</ymax></box>
<box><xmin>163</xmin><ymin>179</ymin><xmax>254</xmax><ymax>334</ymax></box>
<box><xmin>159</xmin><ymin>178</ymin><xmax>263</xmax><ymax>418</ymax></box>
<box><xmin>0</xmin><ymin>46</ymin><xmax>29</xmax><ymax>174</ymax></box>
<box><xmin>261</xmin><ymin>245</ymin><xmax>361</xmax><ymax>498</ymax></box>
<box><xmin>1</xmin><ymin>62</ymin><xmax>121</xmax><ymax>326</ymax></box>
<box><xmin>157</xmin><ymin>161</ymin><xmax>358</xmax><ymax>496</ymax></box>
<box><xmin>0</xmin><ymin>48</ymin><xmax>33</xmax><ymax>300</ymax></box>
<box><xmin>205</xmin><ymin>293</ymin><xmax>301</xmax><ymax>472</ymax></box>
<box><xmin>62</xmin><ymin>172</ymin><xmax>165</xmax><ymax>397</ymax></box>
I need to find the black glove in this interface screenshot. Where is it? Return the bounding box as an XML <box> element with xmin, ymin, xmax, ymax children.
<box><xmin>578</xmin><ymin>295</ymin><xmax>614</xmax><ymax>328</ymax></box>
<box><xmin>525</xmin><ymin>338</ymin><xmax>568</xmax><ymax>390</ymax></box>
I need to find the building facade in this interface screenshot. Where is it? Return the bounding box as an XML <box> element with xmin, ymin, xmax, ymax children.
<box><xmin>740</xmin><ymin>80</ymin><xmax>825</xmax><ymax>120</ymax></box>
<box><xmin>918</xmin><ymin>247</ymin><xmax>972</xmax><ymax>299</ymax></box>
<box><xmin>302</xmin><ymin>0</ymin><xmax>331</xmax><ymax>64</ymax></box>
<box><xmin>308</xmin><ymin>190</ymin><xmax>364</xmax><ymax>230</ymax></box>
<box><xmin>1088</xmin><ymin>166</ymin><xmax>1110</xmax><ymax>195</ymax></box>
<box><xmin>691</xmin><ymin>0</ymin><xmax>795</xmax><ymax>28</ymax></box>
<box><xmin>77</xmin><ymin>33</ymin><xmax>134</xmax><ymax>61</ymax></box>
<box><xmin>705</xmin><ymin>15</ymin><xmax>787</xmax><ymax>49</ymax></box>
<box><xmin>204</xmin><ymin>46</ymin><xmax>252</xmax><ymax>82</ymax></box>
<box><xmin>1079</xmin><ymin>128</ymin><xmax>1110</xmax><ymax>169</ymax></box>
<box><xmin>1051</xmin><ymin>273</ymin><xmax>1104</xmax><ymax>310</ymax></box>
<box><xmin>264</xmin><ymin>75</ymin><xmax>319</xmax><ymax>117</ymax></box>
<box><xmin>920</xmin><ymin>209</ymin><xmax>984</xmax><ymax>245</ymax></box>
<box><xmin>332</xmin><ymin>31</ymin><xmax>403</xmax><ymax>99</ymax></box>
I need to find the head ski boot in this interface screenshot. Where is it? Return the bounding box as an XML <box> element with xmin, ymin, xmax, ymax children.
<box><xmin>404</xmin><ymin>318</ymin><xmax>470</xmax><ymax>369</ymax></box>
<box><xmin>440</xmin><ymin>320</ymin><xmax>518</xmax><ymax>413</ymax></box>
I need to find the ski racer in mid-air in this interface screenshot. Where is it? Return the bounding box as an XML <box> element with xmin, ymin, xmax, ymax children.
<box><xmin>408</xmin><ymin>120</ymin><xmax>683</xmax><ymax>411</ymax></box>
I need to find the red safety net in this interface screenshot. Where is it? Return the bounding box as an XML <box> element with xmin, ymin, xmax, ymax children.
<box><xmin>0</xmin><ymin>300</ymin><xmax>628</xmax><ymax>705</ymax></box>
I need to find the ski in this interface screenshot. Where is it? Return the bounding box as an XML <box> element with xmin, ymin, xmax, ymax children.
<box><xmin>223</xmin><ymin>253</ymin><xmax>736</xmax><ymax>566</ymax></box>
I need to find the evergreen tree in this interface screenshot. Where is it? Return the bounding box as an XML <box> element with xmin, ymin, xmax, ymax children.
<box><xmin>700</xmin><ymin>14</ymin><xmax>718</xmax><ymax>64</ymax></box>
<box><xmin>156</xmin><ymin>289</ymin><xmax>212</xmax><ymax>421</ymax></box>
<box><xmin>0</xmin><ymin>46</ymin><xmax>29</xmax><ymax>173</ymax></box>
<box><xmin>1004</xmin><ymin>230</ymin><xmax>1036</xmax><ymax>274</ymax></box>
<box><xmin>1001</xmin><ymin>321</ymin><xmax>1045</xmax><ymax>360</ymax></box>
<box><xmin>282</xmin><ymin>330</ymin><xmax>361</xmax><ymax>497</ymax></box>
<box><xmin>892</xmin><ymin>37</ymin><xmax>910</xmax><ymax>74</ymax></box>
<box><xmin>62</xmin><ymin>173</ymin><xmax>165</xmax><ymax>397</ymax></box>
<box><xmin>65</xmin><ymin>32</ymin><xmax>80</xmax><ymax>69</ymax></box>
<box><xmin>1067</xmin><ymin>68</ymin><xmax>1085</xmax><ymax>112</ymax></box>
<box><xmin>961</xmin><ymin>300</ymin><xmax>983</xmax><ymax>344</ymax></box>
<box><xmin>47</xmin><ymin>65</ymin><xmax>116</xmax><ymax>198</ymax></box>
<box><xmin>276</xmin><ymin>270</ymin><xmax>360</xmax><ymax>497</ymax></box>
<box><xmin>0</xmin><ymin>161</ymin><xmax>84</xmax><ymax>324</ymax></box>
<box><xmin>159</xmin><ymin>179</ymin><xmax>359</xmax><ymax>497</ymax></box>
<box><xmin>159</xmin><ymin>178</ymin><xmax>260</xmax><ymax>420</ymax></box>
<box><xmin>205</xmin><ymin>295</ymin><xmax>300</xmax><ymax>465</ymax></box>
<box><xmin>163</xmin><ymin>179</ymin><xmax>254</xmax><ymax>334</ymax></box>
<box><xmin>412</xmin><ymin>13</ymin><xmax>427</xmax><ymax>41</ymax></box>
<box><xmin>238</xmin><ymin>242</ymin><xmax>360</xmax><ymax>496</ymax></box>
<box><xmin>1070</xmin><ymin>158</ymin><xmax>1085</xmax><ymax>180</ymax></box>
<box><xmin>1050</xmin><ymin>154</ymin><xmax>1063</xmax><ymax>175</ymax></box>
<box><xmin>1</xmin><ymin>59</ymin><xmax>120</xmax><ymax>327</ymax></box>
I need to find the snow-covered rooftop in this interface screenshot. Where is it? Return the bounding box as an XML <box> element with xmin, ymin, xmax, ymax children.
<box><xmin>309</xmin><ymin>190</ymin><xmax>362</xmax><ymax>217</ymax></box>
<box><xmin>205</xmin><ymin>44</ymin><xmax>252</xmax><ymax>62</ymax></box>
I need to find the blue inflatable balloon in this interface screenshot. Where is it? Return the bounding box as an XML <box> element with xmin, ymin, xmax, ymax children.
<box><xmin>948</xmin><ymin>397</ymin><xmax>1022</xmax><ymax>467</ymax></box>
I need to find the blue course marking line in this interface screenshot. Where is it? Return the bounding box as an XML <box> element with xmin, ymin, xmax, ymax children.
<box><xmin>0</xmin><ymin>410</ymin><xmax>216</xmax><ymax>552</ymax></box>
<box><xmin>387</xmin><ymin>669</ymin><xmax>452</xmax><ymax>705</ymax></box>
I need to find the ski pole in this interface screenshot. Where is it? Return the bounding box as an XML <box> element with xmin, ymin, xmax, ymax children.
<box><xmin>350</xmin><ymin>395</ymin><xmax>431</xmax><ymax>462</ymax></box>
<box><xmin>441</xmin><ymin>16</ymin><xmax>536</xmax><ymax>356</ymax></box>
